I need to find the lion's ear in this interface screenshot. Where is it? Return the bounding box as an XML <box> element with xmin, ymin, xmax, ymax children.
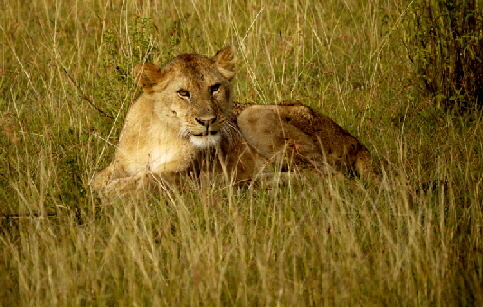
<box><xmin>212</xmin><ymin>46</ymin><xmax>235</xmax><ymax>82</ymax></box>
<box><xmin>134</xmin><ymin>63</ymin><xmax>163</xmax><ymax>90</ymax></box>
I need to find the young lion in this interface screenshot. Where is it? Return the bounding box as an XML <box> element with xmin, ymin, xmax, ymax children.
<box><xmin>91</xmin><ymin>46</ymin><xmax>373</xmax><ymax>195</ymax></box>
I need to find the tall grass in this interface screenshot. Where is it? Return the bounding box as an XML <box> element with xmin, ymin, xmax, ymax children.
<box><xmin>1</xmin><ymin>0</ymin><xmax>482</xmax><ymax>305</ymax></box>
<box><xmin>404</xmin><ymin>0</ymin><xmax>483</xmax><ymax>110</ymax></box>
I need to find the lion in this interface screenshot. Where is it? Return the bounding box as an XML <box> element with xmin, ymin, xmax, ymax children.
<box><xmin>91</xmin><ymin>46</ymin><xmax>374</xmax><ymax>195</ymax></box>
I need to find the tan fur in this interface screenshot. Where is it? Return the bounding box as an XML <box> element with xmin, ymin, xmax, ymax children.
<box><xmin>91</xmin><ymin>47</ymin><xmax>374</xmax><ymax>195</ymax></box>
<box><xmin>236</xmin><ymin>101</ymin><xmax>374</xmax><ymax>178</ymax></box>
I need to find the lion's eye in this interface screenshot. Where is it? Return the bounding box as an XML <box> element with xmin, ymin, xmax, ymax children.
<box><xmin>178</xmin><ymin>90</ymin><xmax>190</xmax><ymax>98</ymax></box>
<box><xmin>210</xmin><ymin>84</ymin><xmax>221</xmax><ymax>94</ymax></box>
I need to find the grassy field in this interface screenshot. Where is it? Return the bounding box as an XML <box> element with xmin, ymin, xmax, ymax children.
<box><xmin>1</xmin><ymin>0</ymin><xmax>483</xmax><ymax>305</ymax></box>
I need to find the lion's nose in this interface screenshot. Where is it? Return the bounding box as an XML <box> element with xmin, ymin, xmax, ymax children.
<box><xmin>195</xmin><ymin>117</ymin><xmax>217</xmax><ymax>127</ymax></box>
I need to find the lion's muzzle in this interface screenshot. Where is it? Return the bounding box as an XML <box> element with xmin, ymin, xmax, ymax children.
<box><xmin>193</xmin><ymin>116</ymin><xmax>218</xmax><ymax>136</ymax></box>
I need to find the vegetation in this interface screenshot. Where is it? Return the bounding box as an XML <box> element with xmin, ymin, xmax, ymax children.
<box><xmin>1</xmin><ymin>0</ymin><xmax>482</xmax><ymax>305</ymax></box>
<box><xmin>404</xmin><ymin>0</ymin><xmax>483</xmax><ymax>110</ymax></box>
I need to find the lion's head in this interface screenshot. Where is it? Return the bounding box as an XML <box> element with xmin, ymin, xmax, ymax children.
<box><xmin>133</xmin><ymin>46</ymin><xmax>235</xmax><ymax>148</ymax></box>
